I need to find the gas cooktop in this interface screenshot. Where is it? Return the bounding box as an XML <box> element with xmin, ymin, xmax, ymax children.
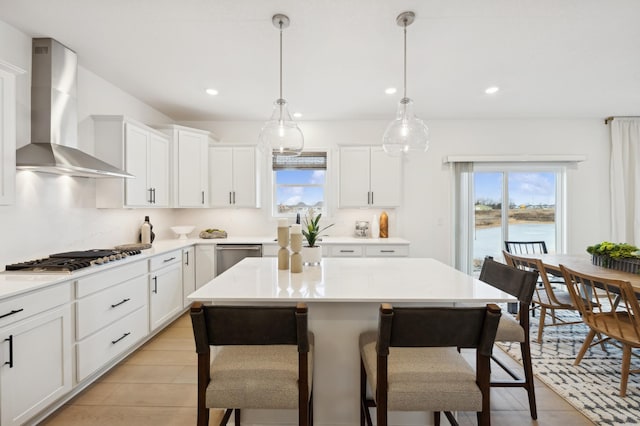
<box><xmin>5</xmin><ymin>248</ymin><xmax>142</xmax><ymax>273</ymax></box>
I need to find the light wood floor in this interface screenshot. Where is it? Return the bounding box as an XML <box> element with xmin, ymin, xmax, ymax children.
<box><xmin>43</xmin><ymin>312</ymin><xmax>594</xmax><ymax>425</ymax></box>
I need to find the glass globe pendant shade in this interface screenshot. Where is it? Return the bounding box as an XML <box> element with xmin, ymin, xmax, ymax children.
<box><xmin>259</xmin><ymin>98</ymin><xmax>304</xmax><ymax>155</ymax></box>
<box><xmin>382</xmin><ymin>97</ymin><xmax>429</xmax><ymax>156</ymax></box>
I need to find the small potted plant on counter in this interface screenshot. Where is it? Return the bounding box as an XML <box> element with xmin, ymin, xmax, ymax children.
<box><xmin>302</xmin><ymin>209</ymin><xmax>334</xmax><ymax>265</ymax></box>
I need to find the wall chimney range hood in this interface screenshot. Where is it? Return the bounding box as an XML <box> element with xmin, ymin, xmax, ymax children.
<box><xmin>16</xmin><ymin>38</ymin><xmax>132</xmax><ymax>178</ymax></box>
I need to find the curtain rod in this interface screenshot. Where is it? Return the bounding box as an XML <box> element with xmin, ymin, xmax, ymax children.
<box><xmin>604</xmin><ymin>116</ymin><xmax>640</xmax><ymax>125</ymax></box>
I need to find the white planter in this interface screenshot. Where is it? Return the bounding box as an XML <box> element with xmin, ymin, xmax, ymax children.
<box><xmin>302</xmin><ymin>245</ymin><xmax>322</xmax><ymax>265</ymax></box>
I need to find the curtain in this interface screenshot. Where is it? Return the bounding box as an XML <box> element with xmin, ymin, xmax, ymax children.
<box><xmin>610</xmin><ymin>118</ymin><xmax>640</xmax><ymax>245</ymax></box>
<box><xmin>452</xmin><ymin>162</ymin><xmax>474</xmax><ymax>272</ymax></box>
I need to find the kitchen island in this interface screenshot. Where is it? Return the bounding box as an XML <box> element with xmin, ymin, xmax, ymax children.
<box><xmin>188</xmin><ymin>257</ymin><xmax>513</xmax><ymax>425</ymax></box>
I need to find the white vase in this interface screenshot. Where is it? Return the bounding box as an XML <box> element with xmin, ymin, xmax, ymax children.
<box><xmin>302</xmin><ymin>245</ymin><xmax>322</xmax><ymax>265</ymax></box>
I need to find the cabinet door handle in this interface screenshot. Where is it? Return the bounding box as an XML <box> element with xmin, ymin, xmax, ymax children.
<box><xmin>202</xmin><ymin>191</ymin><xmax>205</xmax><ymax>204</ymax></box>
<box><xmin>367</xmin><ymin>191</ymin><xmax>370</xmax><ymax>205</ymax></box>
<box><xmin>0</xmin><ymin>308</ymin><xmax>23</xmax><ymax>319</ymax></box>
<box><xmin>185</xmin><ymin>251</ymin><xmax>189</xmax><ymax>266</ymax></box>
<box><xmin>4</xmin><ymin>335</ymin><xmax>13</xmax><ymax>368</ymax></box>
<box><xmin>233</xmin><ymin>191</ymin><xmax>236</xmax><ymax>204</ymax></box>
<box><xmin>152</xmin><ymin>188</ymin><xmax>156</xmax><ymax>204</ymax></box>
<box><xmin>152</xmin><ymin>276</ymin><xmax>158</xmax><ymax>294</ymax></box>
<box><xmin>371</xmin><ymin>191</ymin><xmax>374</xmax><ymax>205</ymax></box>
<box><xmin>229</xmin><ymin>192</ymin><xmax>232</xmax><ymax>204</ymax></box>
<box><xmin>163</xmin><ymin>257</ymin><xmax>176</xmax><ymax>263</ymax></box>
<box><xmin>110</xmin><ymin>298</ymin><xmax>131</xmax><ymax>308</ymax></box>
<box><xmin>111</xmin><ymin>332</ymin><xmax>131</xmax><ymax>345</ymax></box>
<box><xmin>380</xmin><ymin>250</ymin><xmax>395</xmax><ymax>253</ymax></box>
<box><xmin>148</xmin><ymin>188</ymin><xmax>153</xmax><ymax>204</ymax></box>
<box><xmin>340</xmin><ymin>250</ymin><xmax>355</xmax><ymax>253</ymax></box>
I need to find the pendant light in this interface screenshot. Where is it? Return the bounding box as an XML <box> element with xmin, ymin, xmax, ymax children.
<box><xmin>382</xmin><ymin>11</ymin><xmax>429</xmax><ymax>156</ymax></box>
<box><xmin>259</xmin><ymin>14</ymin><xmax>304</xmax><ymax>156</ymax></box>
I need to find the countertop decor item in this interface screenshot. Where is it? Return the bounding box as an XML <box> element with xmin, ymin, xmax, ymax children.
<box><xmin>199</xmin><ymin>229</ymin><xmax>228</xmax><ymax>239</ymax></box>
<box><xmin>278</xmin><ymin>218</ymin><xmax>290</xmax><ymax>270</ymax></box>
<box><xmin>140</xmin><ymin>216</ymin><xmax>153</xmax><ymax>244</ymax></box>
<box><xmin>170</xmin><ymin>225</ymin><xmax>195</xmax><ymax>240</ymax></box>
<box><xmin>302</xmin><ymin>210</ymin><xmax>333</xmax><ymax>265</ymax></box>
<box><xmin>290</xmin><ymin>224</ymin><xmax>303</xmax><ymax>273</ymax></box>
<box><xmin>379</xmin><ymin>212</ymin><xmax>389</xmax><ymax>238</ymax></box>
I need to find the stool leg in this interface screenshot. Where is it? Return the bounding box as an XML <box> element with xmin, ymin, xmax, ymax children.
<box><xmin>521</xmin><ymin>341</ymin><xmax>538</xmax><ymax>419</ymax></box>
<box><xmin>234</xmin><ymin>408</ymin><xmax>241</xmax><ymax>425</ymax></box>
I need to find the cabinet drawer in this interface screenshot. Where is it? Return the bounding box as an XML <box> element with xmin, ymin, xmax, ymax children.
<box><xmin>76</xmin><ymin>306</ymin><xmax>148</xmax><ymax>382</ymax></box>
<box><xmin>364</xmin><ymin>245</ymin><xmax>409</xmax><ymax>257</ymax></box>
<box><xmin>0</xmin><ymin>283</ymin><xmax>71</xmax><ymax>328</ymax></box>
<box><xmin>330</xmin><ymin>245</ymin><xmax>363</xmax><ymax>257</ymax></box>
<box><xmin>76</xmin><ymin>261</ymin><xmax>147</xmax><ymax>298</ymax></box>
<box><xmin>149</xmin><ymin>250</ymin><xmax>181</xmax><ymax>271</ymax></box>
<box><xmin>76</xmin><ymin>275</ymin><xmax>148</xmax><ymax>340</ymax></box>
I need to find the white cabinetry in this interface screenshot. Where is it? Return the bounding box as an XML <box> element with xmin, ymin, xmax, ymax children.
<box><xmin>0</xmin><ymin>62</ymin><xmax>25</xmax><ymax>205</ymax></box>
<box><xmin>75</xmin><ymin>261</ymin><xmax>148</xmax><ymax>381</ymax></box>
<box><xmin>195</xmin><ymin>245</ymin><xmax>216</xmax><ymax>289</ymax></box>
<box><xmin>149</xmin><ymin>250</ymin><xmax>183</xmax><ymax>331</ymax></box>
<box><xmin>0</xmin><ymin>283</ymin><xmax>72</xmax><ymax>426</ymax></box>
<box><xmin>339</xmin><ymin>146</ymin><xmax>402</xmax><ymax>208</ymax></box>
<box><xmin>209</xmin><ymin>146</ymin><xmax>260</xmax><ymax>208</ymax></box>
<box><xmin>182</xmin><ymin>246</ymin><xmax>196</xmax><ymax>308</ymax></box>
<box><xmin>157</xmin><ymin>125</ymin><xmax>210</xmax><ymax>207</ymax></box>
<box><xmin>93</xmin><ymin>116</ymin><xmax>170</xmax><ymax>208</ymax></box>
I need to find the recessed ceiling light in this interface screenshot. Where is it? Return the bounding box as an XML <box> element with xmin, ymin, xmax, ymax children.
<box><xmin>293</xmin><ymin>112</ymin><xmax>302</xmax><ymax>118</ymax></box>
<box><xmin>205</xmin><ymin>88</ymin><xmax>219</xmax><ymax>96</ymax></box>
<box><xmin>485</xmin><ymin>86</ymin><xmax>499</xmax><ymax>95</ymax></box>
<box><xmin>385</xmin><ymin>87</ymin><xmax>397</xmax><ymax>95</ymax></box>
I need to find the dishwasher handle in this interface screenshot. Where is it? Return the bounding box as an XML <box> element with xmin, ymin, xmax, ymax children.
<box><xmin>215</xmin><ymin>245</ymin><xmax>262</xmax><ymax>251</ymax></box>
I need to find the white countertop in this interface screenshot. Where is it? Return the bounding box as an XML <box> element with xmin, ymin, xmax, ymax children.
<box><xmin>0</xmin><ymin>236</ymin><xmax>410</xmax><ymax>300</ymax></box>
<box><xmin>188</xmin><ymin>257</ymin><xmax>513</xmax><ymax>303</ymax></box>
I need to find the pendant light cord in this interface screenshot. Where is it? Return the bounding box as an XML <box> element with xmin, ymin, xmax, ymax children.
<box><xmin>279</xmin><ymin>20</ymin><xmax>283</xmax><ymax>100</ymax></box>
<box><xmin>403</xmin><ymin>19</ymin><xmax>407</xmax><ymax>99</ymax></box>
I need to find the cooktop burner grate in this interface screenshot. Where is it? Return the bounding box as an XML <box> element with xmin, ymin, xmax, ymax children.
<box><xmin>5</xmin><ymin>248</ymin><xmax>142</xmax><ymax>273</ymax></box>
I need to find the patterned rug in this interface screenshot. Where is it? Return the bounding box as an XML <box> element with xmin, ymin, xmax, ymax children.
<box><xmin>498</xmin><ymin>311</ymin><xmax>640</xmax><ymax>425</ymax></box>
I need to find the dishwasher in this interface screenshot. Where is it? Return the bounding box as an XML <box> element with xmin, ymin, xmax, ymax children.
<box><xmin>215</xmin><ymin>244</ymin><xmax>263</xmax><ymax>275</ymax></box>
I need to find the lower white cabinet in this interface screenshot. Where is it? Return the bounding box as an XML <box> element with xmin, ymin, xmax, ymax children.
<box><xmin>149</xmin><ymin>251</ymin><xmax>183</xmax><ymax>331</ymax></box>
<box><xmin>0</xmin><ymin>285</ymin><xmax>72</xmax><ymax>426</ymax></box>
<box><xmin>182</xmin><ymin>246</ymin><xmax>196</xmax><ymax>308</ymax></box>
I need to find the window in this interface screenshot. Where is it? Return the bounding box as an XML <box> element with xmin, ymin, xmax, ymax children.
<box><xmin>272</xmin><ymin>151</ymin><xmax>327</xmax><ymax>217</ymax></box>
<box><xmin>453</xmin><ymin>162</ymin><xmax>566</xmax><ymax>276</ymax></box>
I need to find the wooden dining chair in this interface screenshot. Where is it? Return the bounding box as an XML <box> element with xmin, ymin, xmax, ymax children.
<box><xmin>479</xmin><ymin>257</ymin><xmax>539</xmax><ymax>419</ymax></box>
<box><xmin>504</xmin><ymin>240</ymin><xmax>549</xmax><ymax>255</ymax></box>
<box><xmin>503</xmin><ymin>250</ymin><xmax>583</xmax><ymax>343</ymax></box>
<box><xmin>190</xmin><ymin>302</ymin><xmax>313</xmax><ymax>426</ymax></box>
<box><xmin>561</xmin><ymin>265</ymin><xmax>640</xmax><ymax>397</ymax></box>
<box><xmin>359</xmin><ymin>303</ymin><xmax>501</xmax><ymax>426</ymax></box>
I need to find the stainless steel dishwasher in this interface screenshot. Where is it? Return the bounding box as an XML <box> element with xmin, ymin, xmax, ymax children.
<box><xmin>215</xmin><ymin>244</ymin><xmax>263</xmax><ymax>275</ymax></box>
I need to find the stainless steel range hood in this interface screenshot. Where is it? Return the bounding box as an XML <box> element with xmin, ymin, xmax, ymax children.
<box><xmin>16</xmin><ymin>38</ymin><xmax>132</xmax><ymax>178</ymax></box>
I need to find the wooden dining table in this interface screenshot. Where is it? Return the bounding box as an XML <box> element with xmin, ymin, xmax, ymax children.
<box><xmin>517</xmin><ymin>253</ymin><xmax>640</xmax><ymax>292</ymax></box>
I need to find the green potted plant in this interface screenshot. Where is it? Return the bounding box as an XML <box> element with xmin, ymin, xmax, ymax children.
<box><xmin>586</xmin><ymin>241</ymin><xmax>640</xmax><ymax>273</ymax></box>
<box><xmin>301</xmin><ymin>210</ymin><xmax>334</xmax><ymax>265</ymax></box>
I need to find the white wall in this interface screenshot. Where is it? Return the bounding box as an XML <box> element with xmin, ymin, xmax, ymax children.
<box><xmin>178</xmin><ymin>118</ymin><xmax>611</xmax><ymax>264</ymax></box>
<box><xmin>0</xmin><ymin>18</ymin><xmax>612</xmax><ymax>269</ymax></box>
<box><xmin>0</xmin><ymin>20</ymin><xmax>175</xmax><ymax>267</ymax></box>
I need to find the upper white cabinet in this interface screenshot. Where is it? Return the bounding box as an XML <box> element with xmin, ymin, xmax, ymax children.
<box><xmin>93</xmin><ymin>116</ymin><xmax>170</xmax><ymax>208</ymax></box>
<box><xmin>157</xmin><ymin>125</ymin><xmax>210</xmax><ymax>208</ymax></box>
<box><xmin>339</xmin><ymin>146</ymin><xmax>402</xmax><ymax>208</ymax></box>
<box><xmin>209</xmin><ymin>146</ymin><xmax>260</xmax><ymax>208</ymax></box>
<box><xmin>0</xmin><ymin>62</ymin><xmax>26</xmax><ymax>206</ymax></box>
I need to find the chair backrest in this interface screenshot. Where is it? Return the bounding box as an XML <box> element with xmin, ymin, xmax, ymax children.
<box><xmin>190</xmin><ymin>302</ymin><xmax>310</xmax><ymax>354</ymax></box>
<box><xmin>376</xmin><ymin>304</ymin><xmax>501</xmax><ymax>357</ymax></box>
<box><xmin>503</xmin><ymin>250</ymin><xmax>566</xmax><ymax>307</ymax></box>
<box><xmin>479</xmin><ymin>256</ymin><xmax>538</xmax><ymax>304</ymax></box>
<box><xmin>504</xmin><ymin>240</ymin><xmax>548</xmax><ymax>255</ymax></box>
<box><xmin>560</xmin><ymin>265</ymin><xmax>640</xmax><ymax>344</ymax></box>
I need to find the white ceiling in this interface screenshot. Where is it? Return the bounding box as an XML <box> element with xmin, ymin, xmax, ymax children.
<box><xmin>1</xmin><ymin>0</ymin><xmax>639</xmax><ymax>122</ymax></box>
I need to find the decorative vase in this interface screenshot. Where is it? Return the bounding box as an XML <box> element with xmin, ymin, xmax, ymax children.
<box><xmin>302</xmin><ymin>245</ymin><xmax>322</xmax><ymax>266</ymax></box>
<box><xmin>290</xmin><ymin>224</ymin><xmax>303</xmax><ymax>273</ymax></box>
<box><xmin>277</xmin><ymin>218</ymin><xmax>289</xmax><ymax>270</ymax></box>
<box><xmin>379</xmin><ymin>211</ymin><xmax>388</xmax><ymax>238</ymax></box>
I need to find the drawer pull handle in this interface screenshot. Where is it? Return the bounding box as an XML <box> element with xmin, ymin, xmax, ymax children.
<box><xmin>163</xmin><ymin>257</ymin><xmax>176</xmax><ymax>263</ymax></box>
<box><xmin>111</xmin><ymin>298</ymin><xmax>131</xmax><ymax>308</ymax></box>
<box><xmin>152</xmin><ymin>276</ymin><xmax>158</xmax><ymax>294</ymax></box>
<box><xmin>4</xmin><ymin>335</ymin><xmax>13</xmax><ymax>368</ymax></box>
<box><xmin>111</xmin><ymin>332</ymin><xmax>131</xmax><ymax>345</ymax></box>
<box><xmin>340</xmin><ymin>250</ymin><xmax>355</xmax><ymax>253</ymax></box>
<box><xmin>0</xmin><ymin>308</ymin><xmax>24</xmax><ymax>319</ymax></box>
<box><xmin>380</xmin><ymin>250</ymin><xmax>395</xmax><ymax>253</ymax></box>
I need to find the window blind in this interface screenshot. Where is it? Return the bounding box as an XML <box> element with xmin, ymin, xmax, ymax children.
<box><xmin>272</xmin><ymin>151</ymin><xmax>327</xmax><ymax>170</ymax></box>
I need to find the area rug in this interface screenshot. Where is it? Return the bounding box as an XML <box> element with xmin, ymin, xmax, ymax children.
<box><xmin>497</xmin><ymin>311</ymin><xmax>640</xmax><ymax>425</ymax></box>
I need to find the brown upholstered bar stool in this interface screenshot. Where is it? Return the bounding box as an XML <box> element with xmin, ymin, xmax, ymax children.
<box><xmin>479</xmin><ymin>257</ymin><xmax>539</xmax><ymax>419</ymax></box>
<box><xmin>190</xmin><ymin>302</ymin><xmax>313</xmax><ymax>426</ymax></box>
<box><xmin>359</xmin><ymin>303</ymin><xmax>501</xmax><ymax>426</ymax></box>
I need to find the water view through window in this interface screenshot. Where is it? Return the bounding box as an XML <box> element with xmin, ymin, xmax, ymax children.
<box><xmin>472</xmin><ymin>171</ymin><xmax>556</xmax><ymax>273</ymax></box>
